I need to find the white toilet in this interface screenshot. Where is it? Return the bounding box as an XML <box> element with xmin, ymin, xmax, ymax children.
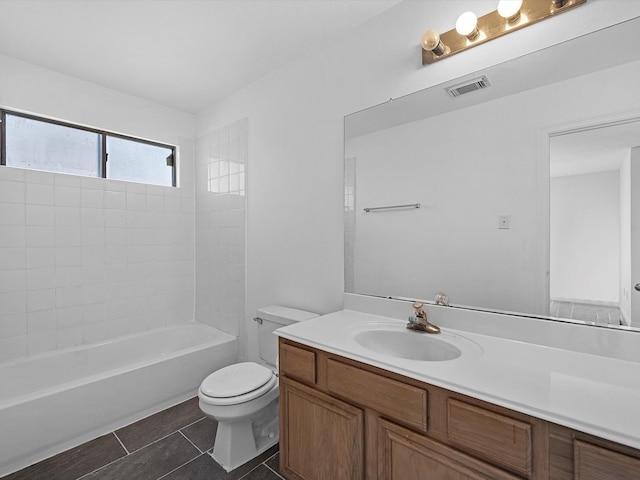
<box><xmin>198</xmin><ymin>305</ymin><xmax>318</xmax><ymax>472</ymax></box>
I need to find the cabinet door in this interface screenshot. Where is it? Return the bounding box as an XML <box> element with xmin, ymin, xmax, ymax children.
<box><xmin>280</xmin><ymin>377</ymin><xmax>364</xmax><ymax>480</ymax></box>
<box><xmin>378</xmin><ymin>418</ymin><xmax>521</xmax><ymax>480</ymax></box>
<box><xmin>574</xmin><ymin>440</ymin><xmax>640</xmax><ymax>480</ymax></box>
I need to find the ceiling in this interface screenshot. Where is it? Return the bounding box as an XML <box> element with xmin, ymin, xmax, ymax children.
<box><xmin>550</xmin><ymin>121</ymin><xmax>640</xmax><ymax>178</ymax></box>
<box><xmin>0</xmin><ymin>0</ymin><xmax>401</xmax><ymax>114</ymax></box>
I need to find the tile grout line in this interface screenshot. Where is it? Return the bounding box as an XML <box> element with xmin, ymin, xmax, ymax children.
<box><xmin>112</xmin><ymin>431</ymin><xmax>131</xmax><ymax>455</ymax></box>
<box><xmin>178</xmin><ymin>429</ymin><xmax>204</xmax><ymax>454</ymax></box>
<box><xmin>77</xmin><ymin>428</ymin><xmax>199</xmax><ymax>480</ymax></box>
<box><xmin>76</xmin><ymin>451</ymin><xmax>128</xmax><ymax>480</ymax></box>
<box><xmin>180</xmin><ymin>415</ymin><xmax>208</xmax><ymax>432</ymax></box>
<box><xmin>264</xmin><ymin>451</ymin><xmax>285</xmax><ymax>480</ymax></box>
<box><xmin>117</xmin><ymin>426</ymin><xmax>196</xmax><ymax>455</ymax></box>
<box><xmin>75</xmin><ymin>432</ymin><xmax>132</xmax><ymax>480</ymax></box>
<box><xmin>156</xmin><ymin>452</ymin><xmax>207</xmax><ymax>480</ymax></box>
<box><xmin>264</xmin><ymin>463</ymin><xmax>286</xmax><ymax>480</ymax></box>
<box><xmin>234</xmin><ymin>448</ymin><xmax>281</xmax><ymax>480</ymax></box>
<box><xmin>238</xmin><ymin>463</ymin><xmax>265</xmax><ymax>480</ymax></box>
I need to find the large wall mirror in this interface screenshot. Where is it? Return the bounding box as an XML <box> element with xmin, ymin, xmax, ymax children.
<box><xmin>344</xmin><ymin>16</ymin><xmax>640</xmax><ymax>331</ymax></box>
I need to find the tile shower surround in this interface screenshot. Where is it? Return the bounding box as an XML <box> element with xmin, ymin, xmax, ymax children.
<box><xmin>0</xmin><ymin>167</ymin><xmax>195</xmax><ymax>362</ymax></box>
<box><xmin>0</xmin><ymin>117</ymin><xmax>249</xmax><ymax>363</ymax></box>
<box><xmin>195</xmin><ymin>119</ymin><xmax>247</xmax><ymax>360</ymax></box>
<box><xmin>1</xmin><ymin>397</ymin><xmax>284</xmax><ymax>480</ymax></box>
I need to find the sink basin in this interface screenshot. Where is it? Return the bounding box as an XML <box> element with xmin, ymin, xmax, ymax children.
<box><xmin>353</xmin><ymin>329</ymin><xmax>462</xmax><ymax>361</ymax></box>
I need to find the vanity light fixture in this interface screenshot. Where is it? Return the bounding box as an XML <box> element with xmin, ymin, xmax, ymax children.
<box><xmin>497</xmin><ymin>0</ymin><xmax>523</xmax><ymax>23</ymax></box>
<box><xmin>420</xmin><ymin>29</ymin><xmax>448</xmax><ymax>57</ymax></box>
<box><xmin>455</xmin><ymin>11</ymin><xmax>480</xmax><ymax>40</ymax></box>
<box><xmin>421</xmin><ymin>0</ymin><xmax>586</xmax><ymax>65</ymax></box>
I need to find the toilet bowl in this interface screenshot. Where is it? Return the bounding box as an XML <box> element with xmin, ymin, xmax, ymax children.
<box><xmin>198</xmin><ymin>306</ymin><xmax>318</xmax><ymax>472</ymax></box>
<box><xmin>199</xmin><ymin>362</ymin><xmax>280</xmax><ymax>471</ymax></box>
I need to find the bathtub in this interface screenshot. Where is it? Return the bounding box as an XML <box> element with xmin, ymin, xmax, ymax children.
<box><xmin>0</xmin><ymin>322</ymin><xmax>237</xmax><ymax>477</ymax></box>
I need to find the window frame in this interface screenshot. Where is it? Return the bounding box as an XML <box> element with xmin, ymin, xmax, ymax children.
<box><xmin>0</xmin><ymin>108</ymin><xmax>176</xmax><ymax>187</ymax></box>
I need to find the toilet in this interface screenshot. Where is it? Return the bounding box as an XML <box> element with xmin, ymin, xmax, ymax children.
<box><xmin>198</xmin><ymin>305</ymin><xmax>318</xmax><ymax>472</ymax></box>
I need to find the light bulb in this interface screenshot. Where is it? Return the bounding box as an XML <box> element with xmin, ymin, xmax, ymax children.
<box><xmin>497</xmin><ymin>0</ymin><xmax>523</xmax><ymax>22</ymax></box>
<box><xmin>455</xmin><ymin>11</ymin><xmax>479</xmax><ymax>39</ymax></box>
<box><xmin>421</xmin><ymin>29</ymin><xmax>447</xmax><ymax>56</ymax></box>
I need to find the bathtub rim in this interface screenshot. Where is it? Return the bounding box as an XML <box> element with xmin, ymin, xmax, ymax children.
<box><xmin>0</xmin><ymin>321</ymin><xmax>237</xmax><ymax>409</ymax></box>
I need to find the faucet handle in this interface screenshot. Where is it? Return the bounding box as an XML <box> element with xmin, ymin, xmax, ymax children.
<box><xmin>412</xmin><ymin>301</ymin><xmax>426</xmax><ymax>318</ymax></box>
<box><xmin>434</xmin><ymin>293</ymin><xmax>449</xmax><ymax>306</ymax></box>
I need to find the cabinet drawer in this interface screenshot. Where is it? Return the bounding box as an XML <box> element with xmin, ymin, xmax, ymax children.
<box><xmin>447</xmin><ymin>399</ymin><xmax>532</xmax><ymax>477</ymax></box>
<box><xmin>575</xmin><ymin>440</ymin><xmax>640</xmax><ymax>479</ymax></box>
<box><xmin>326</xmin><ymin>359</ymin><xmax>427</xmax><ymax>432</ymax></box>
<box><xmin>378</xmin><ymin>418</ymin><xmax>521</xmax><ymax>480</ymax></box>
<box><xmin>279</xmin><ymin>342</ymin><xmax>316</xmax><ymax>384</ymax></box>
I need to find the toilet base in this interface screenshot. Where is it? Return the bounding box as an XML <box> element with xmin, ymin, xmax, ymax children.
<box><xmin>211</xmin><ymin>402</ymin><xmax>280</xmax><ymax>472</ymax></box>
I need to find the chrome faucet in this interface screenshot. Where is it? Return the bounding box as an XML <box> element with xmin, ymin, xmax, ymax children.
<box><xmin>407</xmin><ymin>301</ymin><xmax>440</xmax><ymax>334</ymax></box>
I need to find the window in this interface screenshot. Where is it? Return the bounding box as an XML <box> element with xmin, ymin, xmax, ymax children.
<box><xmin>0</xmin><ymin>110</ymin><xmax>176</xmax><ymax>187</ymax></box>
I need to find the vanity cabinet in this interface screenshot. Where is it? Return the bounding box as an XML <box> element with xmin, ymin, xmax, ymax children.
<box><xmin>278</xmin><ymin>338</ymin><xmax>640</xmax><ymax>480</ymax></box>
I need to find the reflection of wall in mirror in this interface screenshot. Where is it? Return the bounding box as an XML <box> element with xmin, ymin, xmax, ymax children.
<box><xmin>629</xmin><ymin>147</ymin><xmax>640</xmax><ymax>327</ymax></box>
<box><xmin>345</xmin><ymin>59</ymin><xmax>640</xmax><ymax>317</ymax></box>
<box><xmin>344</xmin><ymin>157</ymin><xmax>356</xmax><ymax>293</ymax></box>
<box><xmin>550</xmin><ymin>171</ymin><xmax>620</xmax><ymax>307</ymax></box>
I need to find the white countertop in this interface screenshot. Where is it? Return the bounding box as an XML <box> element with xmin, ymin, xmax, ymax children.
<box><xmin>276</xmin><ymin>309</ymin><xmax>640</xmax><ymax>450</ymax></box>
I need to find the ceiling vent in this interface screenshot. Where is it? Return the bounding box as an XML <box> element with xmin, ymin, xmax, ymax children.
<box><xmin>446</xmin><ymin>76</ymin><xmax>491</xmax><ymax>98</ymax></box>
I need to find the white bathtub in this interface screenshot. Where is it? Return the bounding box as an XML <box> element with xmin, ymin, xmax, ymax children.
<box><xmin>0</xmin><ymin>322</ymin><xmax>237</xmax><ymax>477</ymax></box>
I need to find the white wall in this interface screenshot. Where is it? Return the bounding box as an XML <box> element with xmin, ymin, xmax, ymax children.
<box><xmin>631</xmin><ymin>147</ymin><xmax>640</xmax><ymax>327</ymax></box>
<box><xmin>0</xmin><ymin>54</ymin><xmax>196</xmax><ymax>362</ymax></box>
<box><xmin>550</xmin><ymin>171</ymin><xmax>620</xmax><ymax>304</ymax></box>
<box><xmin>619</xmin><ymin>153</ymin><xmax>631</xmax><ymax>323</ymax></box>
<box><xmin>196</xmin><ymin>1</ymin><xmax>640</xmax><ymax>361</ymax></box>
<box><xmin>0</xmin><ymin>55</ymin><xmax>194</xmax><ymax>146</ymax></box>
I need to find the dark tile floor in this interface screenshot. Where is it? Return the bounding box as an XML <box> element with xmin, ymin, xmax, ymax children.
<box><xmin>1</xmin><ymin>397</ymin><xmax>284</xmax><ymax>480</ymax></box>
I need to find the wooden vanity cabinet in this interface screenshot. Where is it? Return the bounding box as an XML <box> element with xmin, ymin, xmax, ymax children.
<box><xmin>278</xmin><ymin>338</ymin><xmax>640</xmax><ymax>480</ymax></box>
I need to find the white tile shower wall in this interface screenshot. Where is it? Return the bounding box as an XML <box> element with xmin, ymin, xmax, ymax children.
<box><xmin>0</xmin><ymin>149</ymin><xmax>195</xmax><ymax>362</ymax></box>
<box><xmin>195</xmin><ymin>119</ymin><xmax>247</xmax><ymax>360</ymax></box>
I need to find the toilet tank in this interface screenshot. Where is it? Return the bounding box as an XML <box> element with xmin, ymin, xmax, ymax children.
<box><xmin>256</xmin><ymin>305</ymin><xmax>318</xmax><ymax>366</ymax></box>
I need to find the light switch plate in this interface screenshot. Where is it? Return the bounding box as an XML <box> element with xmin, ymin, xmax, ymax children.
<box><xmin>498</xmin><ymin>215</ymin><xmax>511</xmax><ymax>229</ymax></box>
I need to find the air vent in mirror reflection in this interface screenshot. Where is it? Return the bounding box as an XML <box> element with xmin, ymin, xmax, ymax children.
<box><xmin>446</xmin><ymin>75</ymin><xmax>491</xmax><ymax>97</ymax></box>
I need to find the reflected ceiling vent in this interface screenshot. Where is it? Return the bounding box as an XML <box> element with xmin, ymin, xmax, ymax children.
<box><xmin>446</xmin><ymin>76</ymin><xmax>490</xmax><ymax>98</ymax></box>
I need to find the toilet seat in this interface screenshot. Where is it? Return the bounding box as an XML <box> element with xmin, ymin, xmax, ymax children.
<box><xmin>199</xmin><ymin>362</ymin><xmax>277</xmax><ymax>406</ymax></box>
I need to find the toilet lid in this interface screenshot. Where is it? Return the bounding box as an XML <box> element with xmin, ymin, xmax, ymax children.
<box><xmin>200</xmin><ymin>362</ymin><xmax>274</xmax><ymax>398</ymax></box>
